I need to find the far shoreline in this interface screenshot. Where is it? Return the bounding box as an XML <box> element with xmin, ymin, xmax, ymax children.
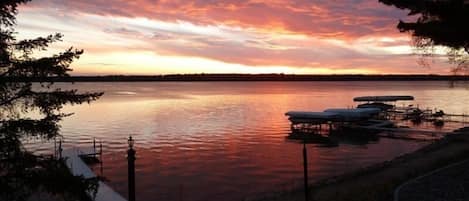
<box><xmin>4</xmin><ymin>74</ymin><xmax>469</xmax><ymax>82</ymax></box>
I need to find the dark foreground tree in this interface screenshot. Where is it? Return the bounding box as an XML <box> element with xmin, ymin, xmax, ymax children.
<box><xmin>0</xmin><ymin>1</ymin><xmax>103</xmax><ymax>200</ymax></box>
<box><xmin>379</xmin><ymin>0</ymin><xmax>469</xmax><ymax>73</ymax></box>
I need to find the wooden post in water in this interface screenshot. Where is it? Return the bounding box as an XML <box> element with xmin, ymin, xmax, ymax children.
<box><xmin>100</xmin><ymin>141</ymin><xmax>104</xmax><ymax>176</ymax></box>
<box><xmin>93</xmin><ymin>137</ymin><xmax>96</xmax><ymax>154</ymax></box>
<box><xmin>58</xmin><ymin>140</ymin><xmax>62</xmax><ymax>159</ymax></box>
<box><xmin>54</xmin><ymin>137</ymin><xmax>57</xmax><ymax>158</ymax></box>
<box><xmin>127</xmin><ymin>136</ymin><xmax>136</xmax><ymax>201</ymax></box>
<box><xmin>303</xmin><ymin>142</ymin><xmax>309</xmax><ymax>201</ymax></box>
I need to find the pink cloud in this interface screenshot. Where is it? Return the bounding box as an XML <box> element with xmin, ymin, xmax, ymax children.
<box><xmin>26</xmin><ymin>0</ymin><xmax>409</xmax><ymax>39</ymax></box>
<box><xmin>18</xmin><ymin>0</ymin><xmax>449</xmax><ymax>74</ymax></box>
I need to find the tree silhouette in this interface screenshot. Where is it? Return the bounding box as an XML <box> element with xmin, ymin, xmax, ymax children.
<box><xmin>379</xmin><ymin>0</ymin><xmax>469</xmax><ymax>73</ymax></box>
<box><xmin>0</xmin><ymin>1</ymin><xmax>103</xmax><ymax>200</ymax></box>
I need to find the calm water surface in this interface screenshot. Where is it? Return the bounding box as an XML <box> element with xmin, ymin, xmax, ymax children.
<box><xmin>27</xmin><ymin>81</ymin><xmax>469</xmax><ymax>201</ymax></box>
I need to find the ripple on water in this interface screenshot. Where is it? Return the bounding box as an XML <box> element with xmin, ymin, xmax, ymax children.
<box><xmin>24</xmin><ymin>82</ymin><xmax>463</xmax><ymax>201</ymax></box>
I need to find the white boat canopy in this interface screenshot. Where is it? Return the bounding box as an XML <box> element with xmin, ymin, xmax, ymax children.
<box><xmin>324</xmin><ymin>108</ymin><xmax>381</xmax><ymax>121</ymax></box>
<box><xmin>285</xmin><ymin>108</ymin><xmax>381</xmax><ymax>122</ymax></box>
<box><xmin>353</xmin><ymin>96</ymin><xmax>414</xmax><ymax>102</ymax></box>
<box><xmin>285</xmin><ymin>111</ymin><xmax>340</xmax><ymax>120</ymax></box>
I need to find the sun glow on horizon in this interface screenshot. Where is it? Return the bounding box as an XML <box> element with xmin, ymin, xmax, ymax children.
<box><xmin>73</xmin><ymin>51</ymin><xmax>379</xmax><ymax>75</ymax></box>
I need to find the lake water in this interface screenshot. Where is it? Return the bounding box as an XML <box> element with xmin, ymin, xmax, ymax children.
<box><xmin>26</xmin><ymin>81</ymin><xmax>469</xmax><ymax>201</ymax></box>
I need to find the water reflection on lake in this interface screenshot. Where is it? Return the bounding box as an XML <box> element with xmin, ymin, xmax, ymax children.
<box><xmin>27</xmin><ymin>81</ymin><xmax>469</xmax><ymax>201</ymax></box>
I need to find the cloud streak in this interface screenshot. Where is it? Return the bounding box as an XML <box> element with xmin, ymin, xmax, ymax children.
<box><xmin>26</xmin><ymin>0</ymin><xmax>410</xmax><ymax>39</ymax></box>
<box><xmin>15</xmin><ymin>0</ymin><xmax>454</xmax><ymax>74</ymax></box>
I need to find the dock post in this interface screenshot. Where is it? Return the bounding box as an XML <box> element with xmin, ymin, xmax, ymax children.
<box><xmin>93</xmin><ymin>138</ymin><xmax>96</xmax><ymax>153</ymax></box>
<box><xmin>100</xmin><ymin>141</ymin><xmax>103</xmax><ymax>176</ymax></box>
<box><xmin>58</xmin><ymin>140</ymin><xmax>62</xmax><ymax>159</ymax></box>
<box><xmin>54</xmin><ymin>137</ymin><xmax>57</xmax><ymax>158</ymax></box>
<box><xmin>303</xmin><ymin>142</ymin><xmax>309</xmax><ymax>201</ymax></box>
<box><xmin>127</xmin><ymin>136</ymin><xmax>136</xmax><ymax>201</ymax></box>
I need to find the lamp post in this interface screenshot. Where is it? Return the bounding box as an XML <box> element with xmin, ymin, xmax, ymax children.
<box><xmin>303</xmin><ymin>142</ymin><xmax>309</xmax><ymax>201</ymax></box>
<box><xmin>127</xmin><ymin>136</ymin><xmax>136</xmax><ymax>201</ymax></box>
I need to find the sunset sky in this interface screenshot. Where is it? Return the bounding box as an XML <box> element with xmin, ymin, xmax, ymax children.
<box><xmin>16</xmin><ymin>0</ymin><xmax>453</xmax><ymax>75</ymax></box>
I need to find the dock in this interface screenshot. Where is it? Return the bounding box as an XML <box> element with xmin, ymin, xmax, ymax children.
<box><xmin>285</xmin><ymin>108</ymin><xmax>382</xmax><ymax>134</ymax></box>
<box><xmin>62</xmin><ymin>147</ymin><xmax>127</xmax><ymax>201</ymax></box>
<box><xmin>284</xmin><ymin>95</ymin><xmax>469</xmax><ymax>142</ymax></box>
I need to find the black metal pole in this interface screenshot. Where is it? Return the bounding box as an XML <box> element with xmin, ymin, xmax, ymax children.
<box><xmin>128</xmin><ymin>145</ymin><xmax>136</xmax><ymax>201</ymax></box>
<box><xmin>303</xmin><ymin>142</ymin><xmax>309</xmax><ymax>201</ymax></box>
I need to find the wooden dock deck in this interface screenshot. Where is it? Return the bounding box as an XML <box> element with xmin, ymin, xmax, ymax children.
<box><xmin>62</xmin><ymin>147</ymin><xmax>127</xmax><ymax>201</ymax></box>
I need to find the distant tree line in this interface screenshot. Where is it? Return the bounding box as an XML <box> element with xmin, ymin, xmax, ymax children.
<box><xmin>3</xmin><ymin>74</ymin><xmax>469</xmax><ymax>82</ymax></box>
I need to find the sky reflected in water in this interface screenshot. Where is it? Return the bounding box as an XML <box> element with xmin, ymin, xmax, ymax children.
<box><xmin>26</xmin><ymin>81</ymin><xmax>469</xmax><ymax>201</ymax></box>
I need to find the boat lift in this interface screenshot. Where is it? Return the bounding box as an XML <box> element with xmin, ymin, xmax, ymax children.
<box><xmin>285</xmin><ymin>95</ymin><xmax>469</xmax><ymax>142</ymax></box>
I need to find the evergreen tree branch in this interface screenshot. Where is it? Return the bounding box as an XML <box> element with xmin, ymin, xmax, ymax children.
<box><xmin>14</xmin><ymin>33</ymin><xmax>63</xmax><ymax>56</ymax></box>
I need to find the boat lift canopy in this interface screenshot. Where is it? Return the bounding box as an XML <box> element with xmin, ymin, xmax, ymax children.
<box><xmin>285</xmin><ymin>111</ymin><xmax>340</xmax><ymax>120</ymax></box>
<box><xmin>286</xmin><ymin>108</ymin><xmax>381</xmax><ymax>123</ymax></box>
<box><xmin>353</xmin><ymin>96</ymin><xmax>414</xmax><ymax>102</ymax></box>
<box><xmin>324</xmin><ymin>108</ymin><xmax>381</xmax><ymax>121</ymax></box>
